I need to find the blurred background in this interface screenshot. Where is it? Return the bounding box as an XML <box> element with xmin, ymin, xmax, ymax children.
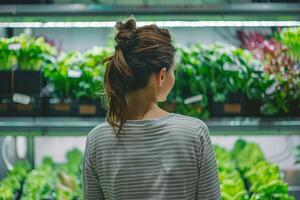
<box><xmin>0</xmin><ymin>0</ymin><xmax>299</xmax><ymax>199</ymax></box>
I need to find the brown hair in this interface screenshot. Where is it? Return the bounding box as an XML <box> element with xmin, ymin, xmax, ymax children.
<box><xmin>102</xmin><ymin>18</ymin><xmax>176</xmax><ymax>138</ymax></box>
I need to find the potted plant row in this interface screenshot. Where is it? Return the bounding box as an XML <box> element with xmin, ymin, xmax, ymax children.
<box><xmin>43</xmin><ymin>47</ymin><xmax>111</xmax><ymax>117</ymax></box>
<box><xmin>162</xmin><ymin>27</ymin><xmax>299</xmax><ymax>118</ymax></box>
<box><xmin>0</xmin><ymin>37</ymin><xmax>14</xmax><ymax>97</ymax></box>
<box><xmin>1</xmin><ymin>28</ymin><xmax>299</xmax><ymax>118</ymax></box>
<box><xmin>164</xmin><ymin>44</ymin><xmax>264</xmax><ymax>118</ymax></box>
<box><xmin>238</xmin><ymin>28</ymin><xmax>300</xmax><ymax>116</ymax></box>
<box><xmin>0</xmin><ymin>34</ymin><xmax>56</xmax><ymax>116</ymax></box>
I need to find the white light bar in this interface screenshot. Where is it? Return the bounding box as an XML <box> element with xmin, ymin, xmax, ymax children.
<box><xmin>154</xmin><ymin>21</ymin><xmax>300</xmax><ymax>27</ymax></box>
<box><xmin>0</xmin><ymin>21</ymin><xmax>299</xmax><ymax>28</ymax></box>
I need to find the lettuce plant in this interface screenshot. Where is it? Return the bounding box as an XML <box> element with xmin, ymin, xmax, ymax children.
<box><xmin>13</xmin><ymin>33</ymin><xmax>57</xmax><ymax>71</ymax></box>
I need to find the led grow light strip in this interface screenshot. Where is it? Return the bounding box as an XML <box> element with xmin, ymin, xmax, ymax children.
<box><xmin>146</xmin><ymin>21</ymin><xmax>300</xmax><ymax>27</ymax></box>
<box><xmin>0</xmin><ymin>21</ymin><xmax>299</xmax><ymax>28</ymax></box>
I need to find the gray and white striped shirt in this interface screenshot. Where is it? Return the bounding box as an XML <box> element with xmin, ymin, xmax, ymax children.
<box><xmin>83</xmin><ymin>113</ymin><xmax>221</xmax><ymax>200</ymax></box>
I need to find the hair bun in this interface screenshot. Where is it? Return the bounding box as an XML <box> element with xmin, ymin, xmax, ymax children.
<box><xmin>115</xmin><ymin>19</ymin><xmax>137</xmax><ymax>50</ymax></box>
<box><xmin>116</xmin><ymin>19</ymin><xmax>136</xmax><ymax>32</ymax></box>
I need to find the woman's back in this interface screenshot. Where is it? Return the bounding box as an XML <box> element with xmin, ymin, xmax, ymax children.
<box><xmin>83</xmin><ymin>113</ymin><xmax>220</xmax><ymax>200</ymax></box>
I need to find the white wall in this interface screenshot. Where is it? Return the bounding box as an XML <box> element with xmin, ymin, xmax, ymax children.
<box><xmin>14</xmin><ymin>26</ymin><xmax>273</xmax><ymax>50</ymax></box>
<box><xmin>35</xmin><ymin>136</ymin><xmax>86</xmax><ymax>164</ymax></box>
<box><xmin>14</xmin><ymin>27</ymin><xmax>113</xmax><ymax>52</ymax></box>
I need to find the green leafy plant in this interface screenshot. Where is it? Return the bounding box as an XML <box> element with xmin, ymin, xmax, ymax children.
<box><xmin>44</xmin><ymin>47</ymin><xmax>112</xmax><ymax>101</ymax></box>
<box><xmin>21</xmin><ymin>157</ymin><xmax>57</xmax><ymax>200</ymax></box>
<box><xmin>0</xmin><ymin>161</ymin><xmax>31</xmax><ymax>200</ymax></box>
<box><xmin>238</xmin><ymin>30</ymin><xmax>300</xmax><ymax>116</ymax></box>
<box><xmin>20</xmin><ymin>149</ymin><xmax>84</xmax><ymax>200</ymax></box>
<box><xmin>231</xmin><ymin>139</ymin><xmax>295</xmax><ymax>200</ymax></box>
<box><xmin>165</xmin><ymin>45</ymin><xmax>210</xmax><ymax>118</ymax></box>
<box><xmin>276</xmin><ymin>27</ymin><xmax>300</xmax><ymax>62</ymax></box>
<box><xmin>56</xmin><ymin>148</ymin><xmax>84</xmax><ymax>200</ymax></box>
<box><xmin>44</xmin><ymin>51</ymin><xmax>84</xmax><ymax>99</ymax></box>
<box><xmin>234</xmin><ymin>141</ymin><xmax>265</xmax><ymax>174</ymax></box>
<box><xmin>0</xmin><ymin>37</ymin><xmax>17</xmax><ymax>70</ymax></box>
<box><xmin>167</xmin><ymin>43</ymin><xmax>262</xmax><ymax>118</ymax></box>
<box><xmin>247</xmin><ymin>161</ymin><xmax>293</xmax><ymax>200</ymax></box>
<box><xmin>12</xmin><ymin>33</ymin><xmax>57</xmax><ymax>71</ymax></box>
<box><xmin>57</xmin><ymin>171</ymin><xmax>79</xmax><ymax>200</ymax></box>
<box><xmin>197</xmin><ymin>44</ymin><xmax>242</xmax><ymax>102</ymax></box>
<box><xmin>77</xmin><ymin>46</ymin><xmax>111</xmax><ymax>100</ymax></box>
<box><xmin>231</xmin><ymin>48</ymin><xmax>264</xmax><ymax>101</ymax></box>
<box><xmin>214</xmin><ymin>145</ymin><xmax>248</xmax><ymax>200</ymax></box>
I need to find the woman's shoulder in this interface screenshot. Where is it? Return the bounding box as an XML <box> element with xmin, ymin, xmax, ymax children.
<box><xmin>171</xmin><ymin>113</ymin><xmax>207</xmax><ymax>128</ymax></box>
<box><xmin>86</xmin><ymin>121</ymin><xmax>110</xmax><ymax>140</ymax></box>
<box><xmin>170</xmin><ymin>113</ymin><xmax>209</xmax><ymax>136</ymax></box>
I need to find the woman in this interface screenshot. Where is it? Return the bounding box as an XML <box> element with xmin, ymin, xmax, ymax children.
<box><xmin>83</xmin><ymin>18</ymin><xmax>221</xmax><ymax>200</ymax></box>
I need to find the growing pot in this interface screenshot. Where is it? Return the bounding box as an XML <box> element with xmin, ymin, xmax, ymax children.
<box><xmin>9</xmin><ymin>97</ymin><xmax>41</xmax><ymax>116</ymax></box>
<box><xmin>210</xmin><ymin>93</ymin><xmax>251</xmax><ymax>117</ymax></box>
<box><xmin>13</xmin><ymin>70</ymin><xmax>43</xmax><ymax>96</ymax></box>
<box><xmin>0</xmin><ymin>97</ymin><xmax>13</xmax><ymax>116</ymax></box>
<box><xmin>243</xmin><ymin>98</ymin><xmax>262</xmax><ymax>117</ymax></box>
<box><xmin>77</xmin><ymin>98</ymin><xmax>106</xmax><ymax>117</ymax></box>
<box><xmin>289</xmin><ymin>100</ymin><xmax>300</xmax><ymax>117</ymax></box>
<box><xmin>276</xmin><ymin>100</ymin><xmax>300</xmax><ymax>117</ymax></box>
<box><xmin>45</xmin><ymin>98</ymin><xmax>77</xmax><ymax>117</ymax></box>
<box><xmin>0</xmin><ymin>95</ymin><xmax>42</xmax><ymax>117</ymax></box>
<box><xmin>0</xmin><ymin>70</ymin><xmax>13</xmax><ymax>96</ymax></box>
<box><xmin>45</xmin><ymin>98</ymin><xmax>106</xmax><ymax>117</ymax></box>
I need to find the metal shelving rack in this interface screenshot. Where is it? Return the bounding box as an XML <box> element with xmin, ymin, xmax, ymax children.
<box><xmin>0</xmin><ymin>3</ymin><xmax>299</xmax><ymax>22</ymax></box>
<box><xmin>0</xmin><ymin>3</ymin><xmax>299</xmax><ymax>17</ymax></box>
<box><xmin>0</xmin><ymin>117</ymin><xmax>299</xmax><ymax>136</ymax></box>
<box><xmin>0</xmin><ymin>2</ymin><xmax>299</xmax><ymax>197</ymax></box>
<box><xmin>0</xmin><ymin>117</ymin><xmax>299</xmax><ymax>166</ymax></box>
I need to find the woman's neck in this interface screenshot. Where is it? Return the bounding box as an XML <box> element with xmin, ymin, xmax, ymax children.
<box><xmin>125</xmin><ymin>89</ymin><xmax>168</xmax><ymax>120</ymax></box>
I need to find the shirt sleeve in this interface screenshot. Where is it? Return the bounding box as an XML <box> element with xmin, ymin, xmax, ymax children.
<box><xmin>83</xmin><ymin>134</ymin><xmax>105</xmax><ymax>200</ymax></box>
<box><xmin>196</xmin><ymin>122</ymin><xmax>221</xmax><ymax>200</ymax></box>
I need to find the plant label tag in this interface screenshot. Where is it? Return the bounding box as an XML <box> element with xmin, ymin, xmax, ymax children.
<box><xmin>184</xmin><ymin>95</ymin><xmax>203</xmax><ymax>104</ymax></box>
<box><xmin>0</xmin><ymin>104</ymin><xmax>8</xmax><ymax>111</ymax></box>
<box><xmin>224</xmin><ymin>63</ymin><xmax>239</xmax><ymax>71</ymax></box>
<box><xmin>12</xmin><ymin>93</ymin><xmax>31</xmax><ymax>105</ymax></box>
<box><xmin>68</xmin><ymin>69</ymin><xmax>82</xmax><ymax>78</ymax></box>
<box><xmin>79</xmin><ymin>104</ymin><xmax>96</xmax><ymax>115</ymax></box>
<box><xmin>8</xmin><ymin>43</ymin><xmax>21</xmax><ymax>50</ymax></box>
<box><xmin>17</xmin><ymin>104</ymin><xmax>33</xmax><ymax>112</ymax></box>
<box><xmin>224</xmin><ymin>103</ymin><xmax>241</xmax><ymax>114</ymax></box>
<box><xmin>52</xmin><ymin>103</ymin><xmax>70</xmax><ymax>112</ymax></box>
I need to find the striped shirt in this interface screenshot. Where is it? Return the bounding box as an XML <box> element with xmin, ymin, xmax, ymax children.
<box><xmin>83</xmin><ymin>112</ymin><xmax>221</xmax><ymax>200</ymax></box>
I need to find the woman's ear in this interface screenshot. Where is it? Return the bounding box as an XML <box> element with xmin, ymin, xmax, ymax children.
<box><xmin>157</xmin><ymin>67</ymin><xmax>167</xmax><ymax>87</ymax></box>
